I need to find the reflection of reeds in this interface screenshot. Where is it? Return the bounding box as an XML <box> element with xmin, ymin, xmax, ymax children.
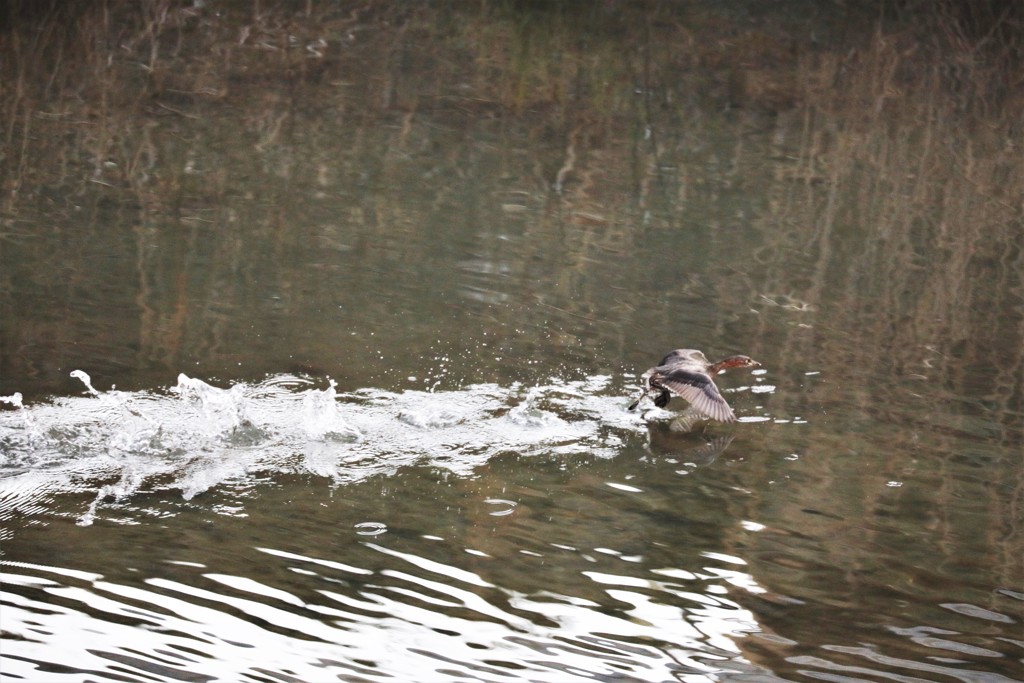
<box><xmin>760</xmin><ymin>5</ymin><xmax>1023</xmax><ymax>424</ymax></box>
<box><xmin>737</xmin><ymin>3</ymin><xmax>1024</xmax><ymax>612</ymax></box>
<box><xmin>2</xmin><ymin>2</ymin><xmax>1021</xmax><ymax>395</ymax></box>
<box><xmin>1</xmin><ymin>2</ymin><xmax>1019</xmax><ymax>375</ymax></box>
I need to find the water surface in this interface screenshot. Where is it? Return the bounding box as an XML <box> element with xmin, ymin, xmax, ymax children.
<box><xmin>1</xmin><ymin>2</ymin><xmax>1021</xmax><ymax>681</ymax></box>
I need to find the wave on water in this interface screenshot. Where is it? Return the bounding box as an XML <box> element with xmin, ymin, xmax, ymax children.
<box><xmin>0</xmin><ymin>371</ymin><xmax>644</xmax><ymax>526</ymax></box>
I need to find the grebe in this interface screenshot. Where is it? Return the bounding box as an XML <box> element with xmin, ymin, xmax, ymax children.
<box><xmin>628</xmin><ymin>349</ymin><xmax>760</xmax><ymax>422</ymax></box>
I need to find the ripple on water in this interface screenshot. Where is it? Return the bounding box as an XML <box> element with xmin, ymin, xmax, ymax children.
<box><xmin>354</xmin><ymin>522</ymin><xmax>388</xmax><ymax>536</ymax></box>
<box><xmin>0</xmin><ymin>565</ymin><xmax>689</xmax><ymax>683</ymax></box>
<box><xmin>483</xmin><ymin>498</ymin><xmax>518</xmax><ymax>516</ymax></box>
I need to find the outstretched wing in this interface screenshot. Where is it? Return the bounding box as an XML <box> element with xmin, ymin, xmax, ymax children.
<box><xmin>654</xmin><ymin>368</ymin><xmax>736</xmax><ymax>422</ymax></box>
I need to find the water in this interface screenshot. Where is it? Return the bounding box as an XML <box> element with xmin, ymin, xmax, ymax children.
<box><xmin>1</xmin><ymin>1</ymin><xmax>1022</xmax><ymax>681</ymax></box>
<box><xmin>2</xmin><ymin>371</ymin><xmax>778</xmax><ymax>681</ymax></box>
<box><xmin>2</xmin><ymin>366</ymin><xmax>1018</xmax><ymax>681</ymax></box>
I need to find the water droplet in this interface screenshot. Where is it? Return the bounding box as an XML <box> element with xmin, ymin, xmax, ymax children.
<box><xmin>354</xmin><ymin>522</ymin><xmax>388</xmax><ymax>536</ymax></box>
<box><xmin>70</xmin><ymin>370</ymin><xmax>99</xmax><ymax>396</ymax></box>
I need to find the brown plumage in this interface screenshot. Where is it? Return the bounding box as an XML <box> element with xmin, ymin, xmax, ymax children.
<box><xmin>628</xmin><ymin>349</ymin><xmax>760</xmax><ymax>422</ymax></box>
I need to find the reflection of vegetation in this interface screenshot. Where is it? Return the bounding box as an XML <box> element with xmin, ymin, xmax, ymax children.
<box><xmin>759</xmin><ymin>3</ymin><xmax>1023</xmax><ymax>422</ymax></box>
<box><xmin>1</xmin><ymin>7</ymin><xmax>1020</xmax><ymax>386</ymax></box>
<box><xmin>1</xmin><ymin>0</ymin><xmax>1020</xmax><ymax>402</ymax></box>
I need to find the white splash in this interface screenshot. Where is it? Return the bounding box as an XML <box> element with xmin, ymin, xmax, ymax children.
<box><xmin>0</xmin><ymin>372</ymin><xmax>642</xmax><ymax>525</ymax></box>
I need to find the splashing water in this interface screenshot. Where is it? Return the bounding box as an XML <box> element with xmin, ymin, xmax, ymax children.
<box><xmin>0</xmin><ymin>392</ymin><xmax>26</xmax><ymax>409</ymax></box>
<box><xmin>0</xmin><ymin>372</ymin><xmax>664</xmax><ymax>525</ymax></box>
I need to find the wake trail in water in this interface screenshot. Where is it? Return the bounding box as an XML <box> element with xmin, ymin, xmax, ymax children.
<box><xmin>0</xmin><ymin>371</ymin><xmax>641</xmax><ymax>526</ymax></box>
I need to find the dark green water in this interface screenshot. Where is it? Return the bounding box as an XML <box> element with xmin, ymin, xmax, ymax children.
<box><xmin>1</xmin><ymin>2</ymin><xmax>1021</xmax><ymax>681</ymax></box>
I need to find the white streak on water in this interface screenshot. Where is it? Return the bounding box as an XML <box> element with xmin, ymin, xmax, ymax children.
<box><xmin>0</xmin><ymin>372</ymin><xmax>643</xmax><ymax>525</ymax></box>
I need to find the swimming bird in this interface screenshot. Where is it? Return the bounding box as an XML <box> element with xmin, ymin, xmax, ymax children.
<box><xmin>628</xmin><ymin>349</ymin><xmax>760</xmax><ymax>422</ymax></box>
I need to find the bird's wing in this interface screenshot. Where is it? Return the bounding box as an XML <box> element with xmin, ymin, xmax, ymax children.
<box><xmin>655</xmin><ymin>369</ymin><xmax>736</xmax><ymax>422</ymax></box>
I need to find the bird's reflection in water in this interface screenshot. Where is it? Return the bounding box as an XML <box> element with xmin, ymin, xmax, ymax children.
<box><xmin>646</xmin><ymin>407</ymin><xmax>735</xmax><ymax>467</ymax></box>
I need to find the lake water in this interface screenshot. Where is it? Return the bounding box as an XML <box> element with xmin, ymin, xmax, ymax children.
<box><xmin>1</xmin><ymin>2</ymin><xmax>1021</xmax><ymax>682</ymax></box>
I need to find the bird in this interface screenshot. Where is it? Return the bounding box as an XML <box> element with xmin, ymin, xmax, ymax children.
<box><xmin>628</xmin><ymin>349</ymin><xmax>760</xmax><ymax>422</ymax></box>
